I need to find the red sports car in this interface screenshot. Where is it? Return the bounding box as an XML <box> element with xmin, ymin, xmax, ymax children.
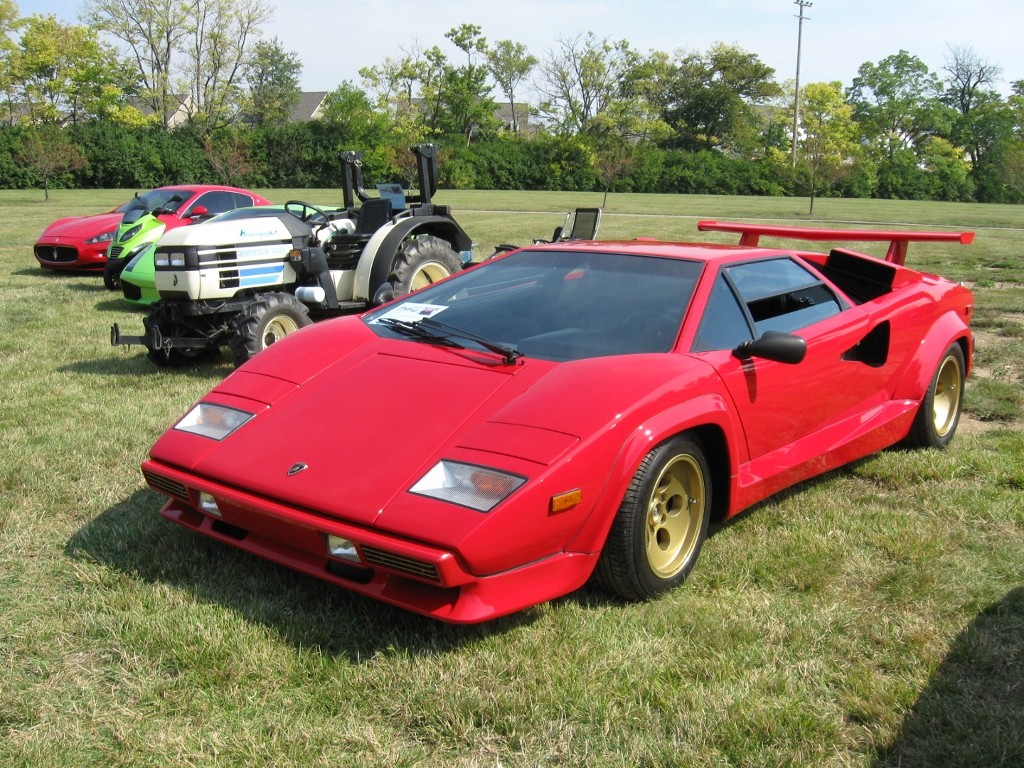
<box><xmin>139</xmin><ymin>222</ymin><xmax>975</xmax><ymax>623</ymax></box>
<box><xmin>33</xmin><ymin>185</ymin><xmax>271</xmax><ymax>271</ymax></box>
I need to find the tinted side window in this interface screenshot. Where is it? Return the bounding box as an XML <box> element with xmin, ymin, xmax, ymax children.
<box><xmin>186</xmin><ymin>191</ymin><xmax>238</xmax><ymax>216</ymax></box>
<box><xmin>693</xmin><ymin>274</ymin><xmax>754</xmax><ymax>352</ymax></box>
<box><xmin>727</xmin><ymin>257</ymin><xmax>842</xmax><ymax>335</ymax></box>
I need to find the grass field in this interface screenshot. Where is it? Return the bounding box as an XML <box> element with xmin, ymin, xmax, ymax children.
<box><xmin>1</xmin><ymin>188</ymin><xmax>1022</xmax><ymax>767</ymax></box>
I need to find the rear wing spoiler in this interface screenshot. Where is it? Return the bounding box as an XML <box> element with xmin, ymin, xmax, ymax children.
<box><xmin>697</xmin><ymin>221</ymin><xmax>974</xmax><ymax>266</ymax></box>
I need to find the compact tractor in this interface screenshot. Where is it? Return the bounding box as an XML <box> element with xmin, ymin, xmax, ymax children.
<box><xmin>111</xmin><ymin>145</ymin><xmax>473</xmax><ymax>366</ymax></box>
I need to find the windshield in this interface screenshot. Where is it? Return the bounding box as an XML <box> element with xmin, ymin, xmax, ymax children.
<box><xmin>366</xmin><ymin>249</ymin><xmax>703</xmax><ymax>362</ymax></box>
<box><xmin>116</xmin><ymin>188</ymin><xmax>195</xmax><ymax>215</ymax></box>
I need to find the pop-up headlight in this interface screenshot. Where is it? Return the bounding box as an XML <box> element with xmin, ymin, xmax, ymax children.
<box><xmin>410</xmin><ymin>461</ymin><xmax>526</xmax><ymax>512</ymax></box>
<box><xmin>174</xmin><ymin>403</ymin><xmax>253</xmax><ymax>440</ymax></box>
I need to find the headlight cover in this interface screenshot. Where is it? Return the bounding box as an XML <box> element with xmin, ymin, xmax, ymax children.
<box><xmin>409</xmin><ymin>460</ymin><xmax>526</xmax><ymax>512</ymax></box>
<box><xmin>174</xmin><ymin>403</ymin><xmax>254</xmax><ymax>441</ymax></box>
<box><xmin>85</xmin><ymin>229</ymin><xmax>116</xmax><ymax>244</ymax></box>
<box><xmin>120</xmin><ymin>224</ymin><xmax>143</xmax><ymax>242</ymax></box>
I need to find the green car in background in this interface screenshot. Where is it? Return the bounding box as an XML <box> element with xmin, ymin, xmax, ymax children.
<box><xmin>103</xmin><ymin>185</ymin><xmax>272</xmax><ymax>303</ymax></box>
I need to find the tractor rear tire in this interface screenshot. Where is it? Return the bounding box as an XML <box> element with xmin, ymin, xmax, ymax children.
<box><xmin>229</xmin><ymin>292</ymin><xmax>312</xmax><ymax>367</ymax></box>
<box><xmin>389</xmin><ymin>236</ymin><xmax>462</xmax><ymax>296</ymax></box>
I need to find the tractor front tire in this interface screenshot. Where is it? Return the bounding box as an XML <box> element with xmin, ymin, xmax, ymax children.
<box><xmin>389</xmin><ymin>236</ymin><xmax>462</xmax><ymax>296</ymax></box>
<box><xmin>229</xmin><ymin>292</ymin><xmax>312</xmax><ymax>367</ymax></box>
<box><xmin>103</xmin><ymin>258</ymin><xmax>127</xmax><ymax>291</ymax></box>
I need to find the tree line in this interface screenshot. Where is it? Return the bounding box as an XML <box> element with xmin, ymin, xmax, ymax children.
<box><xmin>1</xmin><ymin>0</ymin><xmax>1022</xmax><ymax>204</ymax></box>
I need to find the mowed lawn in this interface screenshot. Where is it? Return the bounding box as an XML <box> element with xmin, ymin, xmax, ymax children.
<box><xmin>1</xmin><ymin>187</ymin><xmax>1022</xmax><ymax>767</ymax></box>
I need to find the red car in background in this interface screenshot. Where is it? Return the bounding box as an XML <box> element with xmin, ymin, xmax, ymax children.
<box><xmin>33</xmin><ymin>185</ymin><xmax>271</xmax><ymax>272</ymax></box>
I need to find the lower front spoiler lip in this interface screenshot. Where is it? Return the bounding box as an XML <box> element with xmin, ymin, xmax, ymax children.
<box><xmin>158</xmin><ymin>497</ymin><xmax>597</xmax><ymax>624</ymax></box>
<box><xmin>143</xmin><ymin>456</ymin><xmax>598</xmax><ymax>623</ymax></box>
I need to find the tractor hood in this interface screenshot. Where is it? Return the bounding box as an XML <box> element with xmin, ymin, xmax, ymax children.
<box><xmin>149</xmin><ymin>316</ymin><xmax>714</xmax><ymax>537</ymax></box>
<box><xmin>158</xmin><ymin>212</ymin><xmax>311</xmax><ymax>248</ymax></box>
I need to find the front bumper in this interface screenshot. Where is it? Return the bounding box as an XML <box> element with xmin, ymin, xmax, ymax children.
<box><xmin>141</xmin><ymin>460</ymin><xmax>596</xmax><ymax>623</ymax></box>
<box><xmin>34</xmin><ymin>240</ymin><xmax>107</xmax><ymax>270</ymax></box>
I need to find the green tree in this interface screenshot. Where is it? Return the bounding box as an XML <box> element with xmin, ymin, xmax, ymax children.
<box><xmin>941</xmin><ymin>44</ymin><xmax>1010</xmax><ymax>199</ymax></box>
<box><xmin>797</xmin><ymin>81</ymin><xmax>862</xmax><ymax>213</ymax></box>
<box><xmin>319</xmin><ymin>80</ymin><xmax>390</xmax><ymax>147</ymax></box>
<box><xmin>15</xmin><ymin>123</ymin><xmax>85</xmax><ymax>198</ymax></box>
<box><xmin>180</xmin><ymin>0</ymin><xmax>271</xmax><ymax>132</ymax></box>
<box><xmin>536</xmin><ymin>33</ymin><xmax>665</xmax><ymax>141</ymax></box>
<box><xmin>486</xmin><ymin>39</ymin><xmax>537</xmax><ymax>134</ymax></box>
<box><xmin>0</xmin><ymin>0</ymin><xmax>22</xmax><ymax>124</ymax></box>
<box><xmin>83</xmin><ymin>0</ymin><xmax>197</xmax><ymax>128</ymax></box>
<box><xmin>8</xmin><ymin>14</ymin><xmax>137</xmax><ymax>124</ymax></box>
<box><xmin>920</xmin><ymin>136</ymin><xmax>974</xmax><ymax>201</ymax></box>
<box><xmin>659</xmin><ymin>43</ymin><xmax>782</xmax><ymax>153</ymax></box>
<box><xmin>84</xmin><ymin>0</ymin><xmax>270</xmax><ymax>131</ymax></box>
<box><xmin>847</xmin><ymin>50</ymin><xmax>945</xmax><ymax>159</ymax></box>
<box><xmin>404</xmin><ymin>25</ymin><xmax>499</xmax><ymax>144</ymax></box>
<box><xmin>242</xmin><ymin>36</ymin><xmax>300</xmax><ymax>126</ymax></box>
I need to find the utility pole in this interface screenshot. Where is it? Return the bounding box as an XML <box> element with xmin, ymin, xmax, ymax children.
<box><xmin>791</xmin><ymin>0</ymin><xmax>812</xmax><ymax>168</ymax></box>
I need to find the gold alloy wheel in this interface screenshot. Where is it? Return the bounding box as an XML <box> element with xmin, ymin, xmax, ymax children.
<box><xmin>645</xmin><ymin>454</ymin><xmax>706</xmax><ymax>579</ymax></box>
<box><xmin>933</xmin><ymin>353</ymin><xmax>963</xmax><ymax>437</ymax></box>
<box><xmin>409</xmin><ymin>261</ymin><xmax>451</xmax><ymax>291</ymax></box>
<box><xmin>263</xmin><ymin>315</ymin><xmax>301</xmax><ymax>348</ymax></box>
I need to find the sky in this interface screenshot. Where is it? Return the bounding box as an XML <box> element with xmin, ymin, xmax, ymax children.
<box><xmin>12</xmin><ymin>0</ymin><xmax>1024</xmax><ymax>96</ymax></box>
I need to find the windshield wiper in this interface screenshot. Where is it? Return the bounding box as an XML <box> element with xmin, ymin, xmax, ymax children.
<box><xmin>378</xmin><ymin>317</ymin><xmax>463</xmax><ymax>348</ymax></box>
<box><xmin>379</xmin><ymin>317</ymin><xmax>523</xmax><ymax>365</ymax></box>
<box><xmin>418</xmin><ymin>318</ymin><xmax>523</xmax><ymax>365</ymax></box>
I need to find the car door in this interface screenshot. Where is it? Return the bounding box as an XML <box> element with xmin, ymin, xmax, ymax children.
<box><xmin>692</xmin><ymin>257</ymin><xmax>881</xmax><ymax>463</ymax></box>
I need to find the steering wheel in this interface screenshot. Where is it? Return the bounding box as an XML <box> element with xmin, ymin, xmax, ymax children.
<box><xmin>284</xmin><ymin>200</ymin><xmax>334</xmax><ymax>237</ymax></box>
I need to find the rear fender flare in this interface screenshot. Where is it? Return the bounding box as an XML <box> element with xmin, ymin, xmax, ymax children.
<box><xmin>891</xmin><ymin>310</ymin><xmax>972</xmax><ymax>402</ymax></box>
<box><xmin>566</xmin><ymin>393</ymin><xmax>743</xmax><ymax>555</ymax></box>
<box><xmin>353</xmin><ymin>216</ymin><xmax>472</xmax><ymax>300</ymax></box>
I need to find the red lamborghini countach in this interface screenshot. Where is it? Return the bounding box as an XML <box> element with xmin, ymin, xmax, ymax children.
<box><xmin>140</xmin><ymin>222</ymin><xmax>975</xmax><ymax>623</ymax></box>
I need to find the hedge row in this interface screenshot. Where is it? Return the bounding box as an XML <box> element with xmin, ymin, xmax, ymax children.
<box><xmin>0</xmin><ymin>121</ymin><xmax>998</xmax><ymax>201</ymax></box>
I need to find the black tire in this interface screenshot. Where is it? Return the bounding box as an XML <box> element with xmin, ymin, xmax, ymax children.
<box><xmin>228</xmin><ymin>292</ymin><xmax>312</xmax><ymax>367</ymax></box>
<box><xmin>389</xmin><ymin>235</ymin><xmax>462</xmax><ymax>297</ymax></box>
<box><xmin>594</xmin><ymin>434</ymin><xmax>711</xmax><ymax>601</ymax></box>
<box><xmin>103</xmin><ymin>258</ymin><xmax>127</xmax><ymax>290</ymax></box>
<box><xmin>902</xmin><ymin>343</ymin><xmax>966</xmax><ymax>449</ymax></box>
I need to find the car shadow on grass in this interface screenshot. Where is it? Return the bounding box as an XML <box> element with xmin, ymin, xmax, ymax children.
<box><xmin>66</xmin><ymin>489</ymin><xmax>541</xmax><ymax>661</ymax></box>
<box><xmin>873</xmin><ymin>586</ymin><xmax>1024</xmax><ymax>767</ymax></box>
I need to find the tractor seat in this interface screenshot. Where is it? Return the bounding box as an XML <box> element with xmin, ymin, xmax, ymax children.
<box><xmin>325</xmin><ymin>198</ymin><xmax>394</xmax><ymax>268</ymax></box>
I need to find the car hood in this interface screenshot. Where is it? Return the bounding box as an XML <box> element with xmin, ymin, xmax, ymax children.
<box><xmin>40</xmin><ymin>212</ymin><xmax>122</xmax><ymax>238</ymax></box>
<box><xmin>151</xmin><ymin>317</ymin><xmax>714</xmax><ymax>531</ymax></box>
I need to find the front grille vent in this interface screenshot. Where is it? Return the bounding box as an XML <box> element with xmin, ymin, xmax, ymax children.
<box><xmin>361</xmin><ymin>546</ymin><xmax>440</xmax><ymax>582</ymax></box>
<box><xmin>142</xmin><ymin>469</ymin><xmax>188</xmax><ymax>500</ymax></box>
<box><xmin>35</xmin><ymin>245</ymin><xmax>79</xmax><ymax>263</ymax></box>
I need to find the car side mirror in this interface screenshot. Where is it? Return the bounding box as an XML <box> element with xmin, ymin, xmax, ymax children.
<box><xmin>188</xmin><ymin>205</ymin><xmax>209</xmax><ymax>219</ymax></box>
<box><xmin>732</xmin><ymin>330</ymin><xmax>807</xmax><ymax>364</ymax></box>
